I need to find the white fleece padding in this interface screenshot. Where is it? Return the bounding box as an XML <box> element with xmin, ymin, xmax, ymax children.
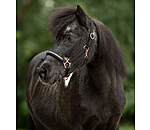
<box><xmin>64</xmin><ymin>73</ymin><xmax>73</xmax><ymax>87</ymax></box>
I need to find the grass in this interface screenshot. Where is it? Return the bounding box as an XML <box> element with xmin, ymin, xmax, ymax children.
<box><xmin>120</xmin><ymin>123</ymin><xmax>135</xmax><ymax>130</ymax></box>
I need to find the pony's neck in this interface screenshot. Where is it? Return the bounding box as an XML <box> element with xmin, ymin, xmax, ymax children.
<box><xmin>86</xmin><ymin>57</ymin><xmax>116</xmax><ymax>97</ymax></box>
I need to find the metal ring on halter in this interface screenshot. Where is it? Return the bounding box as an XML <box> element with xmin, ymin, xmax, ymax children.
<box><xmin>63</xmin><ymin>59</ymin><xmax>71</xmax><ymax>69</ymax></box>
<box><xmin>83</xmin><ymin>45</ymin><xmax>89</xmax><ymax>50</ymax></box>
<box><xmin>63</xmin><ymin>74</ymin><xmax>70</xmax><ymax>80</ymax></box>
<box><xmin>90</xmin><ymin>33</ymin><xmax>95</xmax><ymax>40</ymax></box>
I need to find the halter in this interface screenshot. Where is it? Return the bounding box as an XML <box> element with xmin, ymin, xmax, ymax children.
<box><xmin>46</xmin><ymin>21</ymin><xmax>95</xmax><ymax>80</ymax></box>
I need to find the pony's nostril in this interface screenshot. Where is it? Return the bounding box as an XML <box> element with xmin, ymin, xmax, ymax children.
<box><xmin>41</xmin><ymin>68</ymin><xmax>47</xmax><ymax>74</ymax></box>
<box><xmin>38</xmin><ymin>67</ymin><xmax>47</xmax><ymax>78</ymax></box>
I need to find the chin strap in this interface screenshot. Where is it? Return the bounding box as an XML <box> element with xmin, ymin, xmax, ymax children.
<box><xmin>46</xmin><ymin>21</ymin><xmax>95</xmax><ymax>80</ymax></box>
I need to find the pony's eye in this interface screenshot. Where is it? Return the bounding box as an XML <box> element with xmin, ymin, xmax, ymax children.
<box><xmin>67</xmin><ymin>36</ymin><xmax>74</xmax><ymax>42</ymax></box>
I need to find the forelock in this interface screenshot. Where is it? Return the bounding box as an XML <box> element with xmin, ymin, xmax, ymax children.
<box><xmin>63</xmin><ymin>21</ymin><xmax>78</xmax><ymax>34</ymax></box>
<box><xmin>48</xmin><ymin>7</ymin><xmax>77</xmax><ymax>37</ymax></box>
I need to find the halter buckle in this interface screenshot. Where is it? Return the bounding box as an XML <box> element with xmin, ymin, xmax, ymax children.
<box><xmin>63</xmin><ymin>59</ymin><xmax>71</xmax><ymax>69</ymax></box>
<box><xmin>83</xmin><ymin>45</ymin><xmax>89</xmax><ymax>58</ymax></box>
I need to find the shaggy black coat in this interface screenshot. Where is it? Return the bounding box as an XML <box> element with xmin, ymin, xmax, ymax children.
<box><xmin>26</xmin><ymin>5</ymin><xmax>126</xmax><ymax>130</ymax></box>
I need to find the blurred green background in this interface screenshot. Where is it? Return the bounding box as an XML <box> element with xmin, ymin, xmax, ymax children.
<box><xmin>17</xmin><ymin>0</ymin><xmax>135</xmax><ymax>129</ymax></box>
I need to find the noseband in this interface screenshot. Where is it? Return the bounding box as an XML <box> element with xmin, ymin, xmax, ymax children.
<box><xmin>46</xmin><ymin>21</ymin><xmax>95</xmax><ymax>80</ymax></box>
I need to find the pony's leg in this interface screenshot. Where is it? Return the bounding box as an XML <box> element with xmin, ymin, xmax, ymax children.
<box><xmin>107</xmin><ymin>123</ymin><xmax>119</xmax><ymax>130</ymax></box>
<box><xmin>74</xmin><ymin>124</ymin><xmax>83</xmax><ymax>130</ymax></box>
<box><xmin>116</xmin><ymin>124</ymin><xmax>119</xmax><ymax>130</ymax></box>
<box><xmin>26</xmin><ymin>114</ymin><xmax>35</xmax><ymax>130</ymax></box>
<box><xmin>29</xmin><ymin>115</ymin><xmax>48</xmax><ymax>130</ymax></box>
<box><xmin>104</xmin><ymin>116</ymin><xmax>120</xmax><ymax>130</ymax></box>
<box><xmin>94</xmin><ymin>122</ymin><xmax>119</xmax><ymax>130</ymax></box>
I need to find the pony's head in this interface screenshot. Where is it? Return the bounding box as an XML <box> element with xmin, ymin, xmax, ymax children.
<box><xmin>37</xmin><ymin>5</ymin><xmax>126</xmax><ymax>86</ymax></box>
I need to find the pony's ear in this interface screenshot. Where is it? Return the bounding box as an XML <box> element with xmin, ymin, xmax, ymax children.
<box><xmin>76</xmin><ymin>5</ymin><xmax>89</xmax><ymax>28</ymax></box>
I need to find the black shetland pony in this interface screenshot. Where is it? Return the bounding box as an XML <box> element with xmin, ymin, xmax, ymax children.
<box><xmin>26</xmin><ymin>5</ymin><xmax>126</xmax><ymax>130</ymax></box>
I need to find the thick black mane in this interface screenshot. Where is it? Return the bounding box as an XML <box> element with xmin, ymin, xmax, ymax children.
<box><xmin>93</xmin><ymin>19</ymin><xmax>127</xmax><ymax>78</ymax></box>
